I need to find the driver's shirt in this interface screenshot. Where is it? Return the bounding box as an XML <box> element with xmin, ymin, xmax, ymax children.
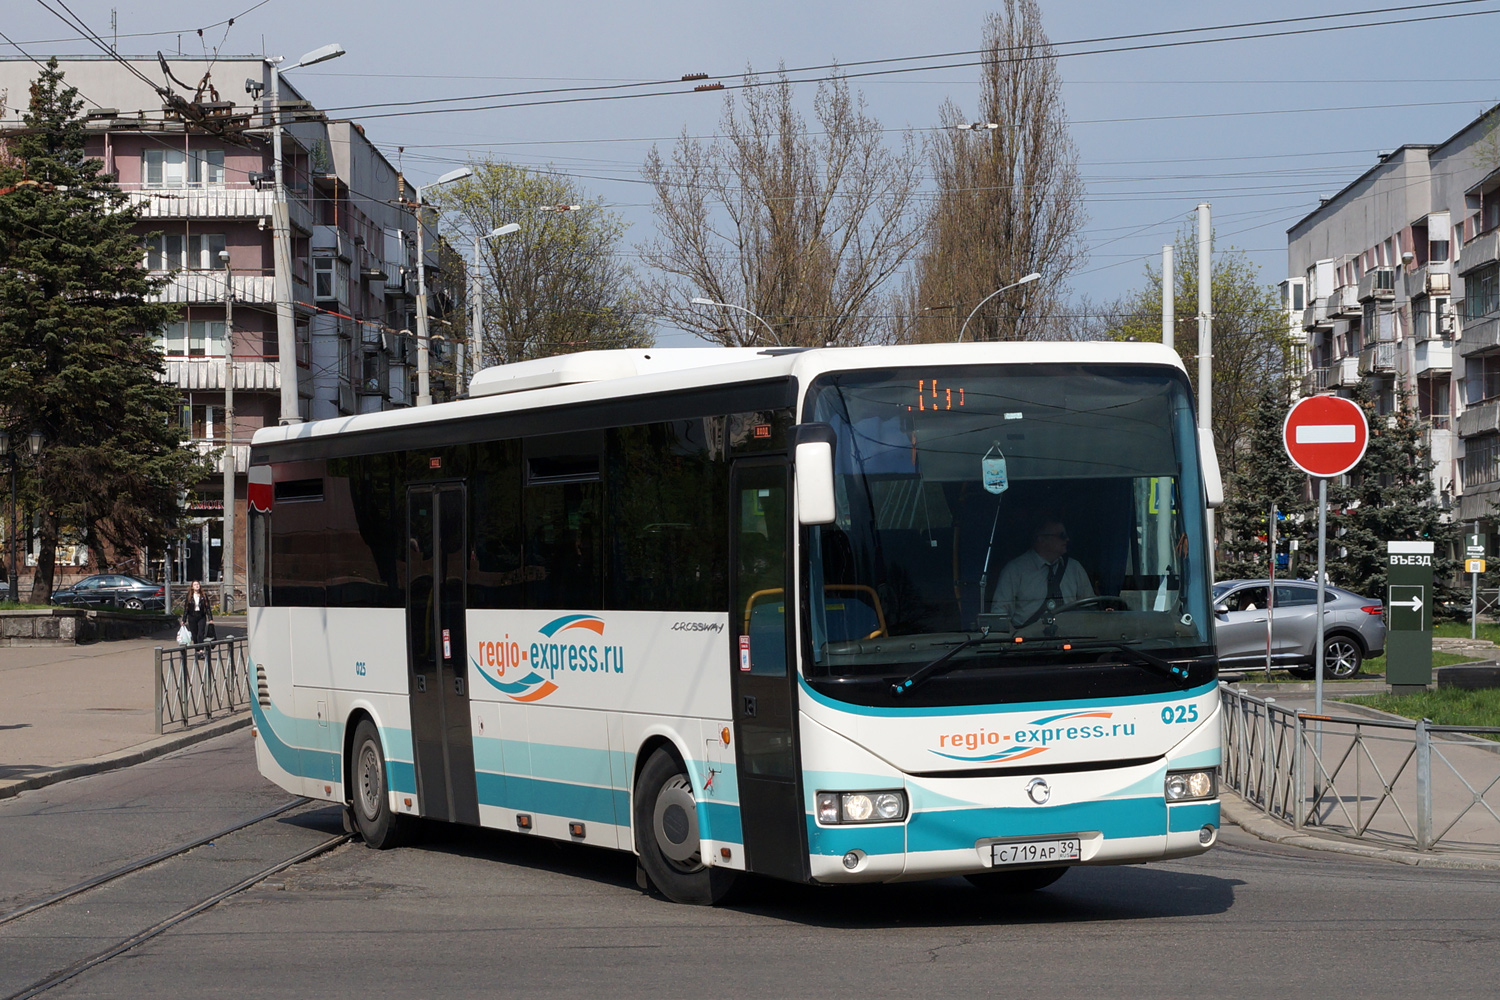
<box><xmin>991</xmin><ymin>549</ymin><xmax>1095</xmax><ymax>624</ymax></box>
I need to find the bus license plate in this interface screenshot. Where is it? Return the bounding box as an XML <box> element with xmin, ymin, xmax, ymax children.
<box><xmin>991</xmin><ymin>838</ymin><xmax>1081</xmax><ymax>866</ymax></box>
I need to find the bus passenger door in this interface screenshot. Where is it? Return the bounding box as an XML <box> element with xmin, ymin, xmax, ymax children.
<box><xmin>406</xmin><ymin>484</ymin><xmax>480</xmax><ymax>826</ymax></box>
<box><xmin>730</xmin><ymin>460</ymin><xmax>807</xmax><ymax>881</ymax></box>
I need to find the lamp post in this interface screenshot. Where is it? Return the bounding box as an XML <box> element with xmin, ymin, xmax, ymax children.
<box><xmin>268</xmin><ymin>42</ymin><xmax>345</xmax><ymax>426</ymax></box>
<box><xmin>412</xmin><ymin>166</ymin><xmax>473</xmax><ymax>406</ymax></box>
<box><xmin>470</xmin><ymin>222</ymin><xmax>519</xmax><ymax>381</ymax></box>
<box><xmin>690</xmin><ymin>297</ymin><xmax>781</xmax><ymax>346</ymax></box>
<box><xmin>955</xmin><ymin>272</ymin><xmax>1041</xmax><ymax>343</ymax></box>
<box><xmin>218</xmin><ymin>248</ymin><xmax>236</xmax><ymax>614</ymax></box>
<box><xmin>0</xmin><ymin>429</ymin><xmax>42</xmax><ymax>603</ymax></box>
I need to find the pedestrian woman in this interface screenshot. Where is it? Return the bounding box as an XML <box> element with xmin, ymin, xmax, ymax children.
<box><xmin>181</xmin><ymin>580</ymin><xmax>213</xmax><ymax>644</ymax></box>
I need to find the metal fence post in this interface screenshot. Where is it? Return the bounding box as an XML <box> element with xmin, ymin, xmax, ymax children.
<box><xmin>1416</xmin><ymin>717</ymin><xmax>1432</xmax><ymax>850</ymax></box>
<box><xmin>1292</xmin><ymin>709</ymin><xmax>1304</xmax><ymax>830</ymax></box>
<box><xmin>153</xmin><ymin>646</ymin><xmax>163</xmax><ymax>735</ymax></box>
<box><xmin>1261</xmin><ymin>698</ymin><xmax>1275</xmax><ymax>807</ymax></box>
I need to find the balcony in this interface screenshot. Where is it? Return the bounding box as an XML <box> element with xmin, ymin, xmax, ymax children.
<box><xmin>312</xmin><ymin>226</ymin><xmax>353</xmax><ymax>262</ymax></box>
<box><xmin>1459</xmin><ymin>399</ymin><xmax>1500</xmax><ymax>438</ymax></box>
<box><xmin>1302</xmin><ymin>367</ymin><xmax>1330</xmax><ymax>396</ymax></box>
<box><xmin>1329</xmin><ymin>355</ymin><xmax>1361</xmax><ymax>387</ymax></box>
<box><xmin>1402</xmin><ymin>263</ymin><xmax>1453</xmax><ymax>300</ymax></box>
<box><xmin>1459</xmin><ymin>227</ymin><xmax>1500</xmax><ymax>276</ymax></box>
<box><xmin>1415</xmin><ymin>339</ymin><xmax>1453</xmax><ymax>375</ymax></box>
<box><xmin>1359</xmin><ymin>341</ymin><xmax>1396</xmax><ymax>372</ymax></box>
<box><xmin>124</xmin><ymin>186</ymin><xmax>312</xmax><ymax>234</ymax></box>
<box><xmin>151</xmin><ymin>272</ymin><xmax>276</xmax><ymax>306</ymax></box>
<box><xmin>160</xmin><ymin>358</ymin><xmax>284</xmax><ymax>392</ymax></box>
<box><xmin>1460</xmin><ymin>314</ymin><xmax>1500</xmax><ymax>357</ymax></box>
<box><xmin>1302</xmin><ymin>298</ymin><xmax>1330</xmax><ymax>330</ymax></box>
<box><xmin>1329</xmin><ymin>285</ymin><xmax>1362</xmax><ymax>317</ymax></box>
<box><xmin>1358</xmin><ymin>268</ymin><xmax>1396</xmax><ymax>302</ymax></box>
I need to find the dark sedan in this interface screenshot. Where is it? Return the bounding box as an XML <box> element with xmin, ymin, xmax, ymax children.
<box><xmin>51</xmin><ymin>574</ymin><xmax>166</xmax><ymax>611</ymax></box>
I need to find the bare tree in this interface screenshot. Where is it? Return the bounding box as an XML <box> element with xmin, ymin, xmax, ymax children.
<box><xmin>896</xmin><ymin>1</ymin><xmax>1086</xmax><ymax>343</ymax></box>
<box><xmin>437</xmin><ymin>161</ymin><xmax>649</xmax><ymax>366</ymax></box>
<box><xmin>640</xmin><ymin>69</ymin><xmax>924</xmax><ymax>348</ymax></box>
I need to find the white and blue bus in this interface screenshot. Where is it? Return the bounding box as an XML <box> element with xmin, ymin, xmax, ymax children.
<box><xmin>246</xmin><ymin>342</ymin><xmax>1223</xmax><ymax>904</ymax></box>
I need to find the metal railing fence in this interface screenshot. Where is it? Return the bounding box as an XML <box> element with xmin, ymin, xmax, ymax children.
<box><xmin>154</xmin><ymin>636</ymin><xmax>251</xmax><ymax>733</ymax></box>
<box><xmin>1220</xmin><ymin>683</ymin><xmax>1500</xmax><ymax>852</ymax></box>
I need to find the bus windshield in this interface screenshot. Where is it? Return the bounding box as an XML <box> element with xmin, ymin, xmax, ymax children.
<box><xmin>802</xmin><ymin>365</ymin><xmax>1214</xmax><ymax>703</ymax></box>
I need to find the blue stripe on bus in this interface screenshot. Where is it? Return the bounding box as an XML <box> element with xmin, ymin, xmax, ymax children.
<box><xmin>1168</xmin><ymin>800</ymin><xmax>1220</xmax><ymax>833</ymax></box>
<box><xmin>904</xmin><ymin>796</ymin><xmax>1168</xmax><ymax>854</ymax></box>
<box><xmin>475</xmin><ymin>771</ymin><xmax>627</xmax><ymax>826</ymax></box>
<box><xmin>798</xmin><ymin>678</ymin><xmax>1218</xmax><ymax>718</ymax></box>
<box><xmin>806</xmin><ymin>817</ymin><xmax>907</xmax><ymax>857</ymax></box>
<box><xmin>249</xmin><ymin>690</ymin><xmax>343</xmax><ymax>784</ymax></box>
<box><xmin>701</xmin><ymin>801</ymin><xmax>744</xmax><ymax>846</ymax></box>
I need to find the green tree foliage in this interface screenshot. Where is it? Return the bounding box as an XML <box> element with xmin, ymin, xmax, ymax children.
<box><xmin>0</xmin><ymin>61</ymin><xmax>204</xmax><ymax>600</ymax></box>
<box><xmin>1104</xmin><ymin>220</ymin><xmax>1296</xmax><ymax>481</ymax></box>
<box><xmin>1328</xmin><ymin>381</ymin><xmax>1460</xmax><ymax>602</ymax></box>
<box><xmin>1217</xmin><ymin>388</ymin><xmax>1310</xmax><ymax>581</ymax></box>
<box><xmin>438</xmin><ymin>161</ymin><xmax>648</xmax><ymax>366</ymax></box>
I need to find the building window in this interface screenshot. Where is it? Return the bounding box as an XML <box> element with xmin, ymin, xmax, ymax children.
<box><xmin>1465</xmin><ymin>433</ymin><xmax>1500</xmax><ymax>488</ymax></box>
<box><xmin>1466</xmin><ymin>353</ymin><xmax>1500</xmax><ymax>405</ymax></box>
<box><xmin>1419</xmin><ymin>378</ymin><xmax>1450</xmax><ymax>429</ymax></box>
<box><xmin>143</xmin><ymin>148</ymin><xmax>225</xmax><ymax>187</ymax></box>
<box><xmin>314</xmin><ymin>258</ymin><xmax>335</xmax><ymax>300</ymax></box>
<box><xmin>145</xmin><ymin>233</ymin><xmax>227</xmax><ymax>270</ymax></box>
<box><xmin>158</xmin><ymin>320</ymin><xmax>226</xmax><ymax>357</ymax></box>
<box><xmin>1466</xmin><ymin>263</ymin><xmax>1500</xmax><ymax>321</ymax></box>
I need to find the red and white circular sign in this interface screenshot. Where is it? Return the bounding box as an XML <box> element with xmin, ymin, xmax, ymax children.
<box><xmin>1283</xmin><ymin>394</ymin><xmax>1369</xmax><ymax>477</ymax></box>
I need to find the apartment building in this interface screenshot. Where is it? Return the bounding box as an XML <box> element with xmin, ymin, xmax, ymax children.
<box><xmin>0</xmin><ymin>54</ymin><xmax>461</xmax><ymax>597</ymax></box>
<box><xmin>1286</xmin><ymin>103</ymin><xmax>1500</xmax><ymax>530</ymax></box>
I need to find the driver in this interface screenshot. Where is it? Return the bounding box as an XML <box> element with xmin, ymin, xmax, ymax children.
<box><xmin>991</xmin><ymin>516</ymin><xmax>1094</xmax><ymax>627</ymax></box>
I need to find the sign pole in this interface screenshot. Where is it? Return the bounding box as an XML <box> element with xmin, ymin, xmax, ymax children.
<box><xmin>1315</xmin><ymin>478</ymin><xmax>1327</xmax><ymax>719</ymax></box>
<box><xmin>1472</xmin><ymin>520</ymin><xmax>1479</xmax><ymax>642</ymax></box>
<box><xmin>1266</xmin><ymin>501</ymin><xmax>1277</xmax><ymax>681</ymax></box>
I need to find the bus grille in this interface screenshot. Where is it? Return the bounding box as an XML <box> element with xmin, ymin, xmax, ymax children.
<box><xmin>256</xmin><ymin>664</ymin><xmax>271</xmax><ymax>708</ymax></box>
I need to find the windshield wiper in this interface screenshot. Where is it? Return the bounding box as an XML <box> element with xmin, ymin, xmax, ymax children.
<box><xmin>890</xmin><ymin>632</ymin><xmax>1012</xmax><ymax>697</ymax></box>
<box><xmin>1062</xmin><ymin>640</ymin><xmax>1196</xmax><ymax>684</ymax></box>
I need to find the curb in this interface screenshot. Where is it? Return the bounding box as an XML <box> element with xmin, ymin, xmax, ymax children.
<box><xmin>0</xmin><ymin>712</ymin><xmax>251</xmax><ymax>801</ymax></box>
<box><xmin>1220</xmin><ymin>790</ymin><xmax>1500</xmax><ymax>870</ymax></box>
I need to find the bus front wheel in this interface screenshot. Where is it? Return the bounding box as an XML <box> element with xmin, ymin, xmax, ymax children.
<box><xmin>350</xmin><ymin>720</ymin><xmax>409</xmax><ymax>850</ymax></box>
<box><xmin>634</xmin><ymin>748</ymin><xmax>737</xmax><ymax>905</ymax></box>
<box><xmin>965</xmin><ymin>866</ymin><xmax>1069</xmax><ymax>894</ymax></box>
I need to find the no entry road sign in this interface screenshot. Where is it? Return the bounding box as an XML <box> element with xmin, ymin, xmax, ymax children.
<box><xmin>1283</xmin><ymin>395</ymin><xmax>1369</xmax><ymax>478</ymax></box>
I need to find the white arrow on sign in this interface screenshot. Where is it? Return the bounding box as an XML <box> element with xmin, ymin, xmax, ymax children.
<box><xmin>1390</xmin><ymin>595</ymin><xmax>1424</xmax><ymax>613</ymax></box>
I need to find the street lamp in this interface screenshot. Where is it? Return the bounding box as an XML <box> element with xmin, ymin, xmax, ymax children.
<box><xmin>955</xmin><ymin>272</ymin><xmax>1041</xmax><ymax>343</ymax></box>
<box><xmin>0</xmin><ymin>429</ymin><xmax>42</xmax><ymax>603</ymax></box>
<box><xmin>218</xmin><ymin>248</ymin><xmax>236</xmax><ymax>614</ymax></box>
<box><xmin>470</xmin><ymin>222</ymin><xmax>520</xmax><ymax>381</ymax></box>
<box><xmin>690</xmin><ymin>297</ymin><xmax>781</xmax><ymax>346</ymax></box>
<box><xmin>268</xmin><ymin>42</ymin><xmax>345</xmax><ymax>426</ymax></box>
<box><xmin>412</xmin><ymin>166</ymin><xmax>473</xmax><ymax>406</ymax></box>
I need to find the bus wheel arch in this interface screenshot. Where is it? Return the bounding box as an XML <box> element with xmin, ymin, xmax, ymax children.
<box><xmin>632</xmin><ymin>743</ymin><xmax>736</xmax><ymax>905</ymax></box>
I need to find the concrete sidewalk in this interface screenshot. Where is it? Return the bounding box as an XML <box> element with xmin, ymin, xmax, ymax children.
<box><xmin>0</xmin><ymin>622</ymin><xmax>249</xmax><ymax>799</ymax></box>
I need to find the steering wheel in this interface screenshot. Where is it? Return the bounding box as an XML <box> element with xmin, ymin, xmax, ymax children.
<box><xmin>1051</xmin><ymin>596</ymin><xmax>1130</xmax><ymax>614</ymax></box>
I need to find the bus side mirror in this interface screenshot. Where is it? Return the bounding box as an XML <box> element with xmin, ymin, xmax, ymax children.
<box><xmin>793</xmin><ymin>423</ymin><xmax>837</xmax><ymax>525</ymax></box>
<box><xmin>1200</xmin><ymin>427</ymin><xmax>1224</xmax><ymax>508</ymax></box>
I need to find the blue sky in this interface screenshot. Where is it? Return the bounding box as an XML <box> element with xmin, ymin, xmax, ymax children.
<box><xmin>8</xmin><ymin>1</ymin><xmax>1500</xmax><ymax>345</ymax></box>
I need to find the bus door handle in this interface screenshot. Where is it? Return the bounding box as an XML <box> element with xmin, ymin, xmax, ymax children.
<box><xmin>742</xmin><ymin>695</ymin><xmax>758</xmax><ymax>717</ymax></box>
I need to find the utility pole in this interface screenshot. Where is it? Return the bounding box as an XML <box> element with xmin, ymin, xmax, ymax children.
<box><xmin>219</xmin><ymin>252</ymin><xmax>235</xmax><ymax>614</ymax></box>
<box><xmin>268</xmin><ymin>57</ymin><xmax>300</xmax><ymax>426</ymax></box>
<box><xmin>1162</xmin><ymin>244</ymin><xmax>1174</xmax><ymax>352</ymax></box>
<box><xmin>1198</xmin><ymin>203</ymin><xmax>1213</xmax><ymax>573</ymax></box>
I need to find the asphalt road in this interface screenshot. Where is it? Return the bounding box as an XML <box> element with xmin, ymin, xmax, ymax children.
<box><xmin>3</xmin><ymin>732</ymin><xmax>1497</xmax><ymax>999</ymax></box>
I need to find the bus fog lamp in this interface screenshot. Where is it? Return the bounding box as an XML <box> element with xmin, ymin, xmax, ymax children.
<box><xmin>842</xmin><ymin>850</ymin><xmax>862</xmax><ymax>870</ymax></box>
<box><xmin>1164</xmin><ymin>768</ymin><xmax>1217</xmax><ymax>802</ymax></box>
<box><xmin>1199</xmin><ymin>824</ymin><xmax>1217</xmax><ymax>847</ymax></box>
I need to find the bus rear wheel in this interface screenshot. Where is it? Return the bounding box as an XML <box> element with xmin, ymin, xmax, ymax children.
<box><xmin>634</xmin><ymin>748</ymin><xmax>737</xmax><ymax>905</ymax></box>
<box><xmin>965</xmin><ymin>866</ymin><xmax>1069</xmax><ymax>894</ymax></box>
<box><xmin>350</xmin><ymin>720</ymin><xmax>409</xmax><ymax>850</ymax></box>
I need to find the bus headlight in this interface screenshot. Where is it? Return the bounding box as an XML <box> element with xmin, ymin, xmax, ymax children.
<box><xmin>1164</xmin><ymin>768</ymin><xmax>1217</xmax><ymax>802</ymax></box>
<box><xmin>815</xmin><ymin>789</ymin><xmax>908</xmax><ymax>824</ymax></box>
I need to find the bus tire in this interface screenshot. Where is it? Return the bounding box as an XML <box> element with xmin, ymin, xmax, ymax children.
<box><xmin>965</xmin><ymin>866</ymin><xmax>1069</xmax><ymax>894</ymax></box>
<box><xmin>350</xmin><ymin>720</ymin><xmax>408</xmax><ymax>850</ymax></box>
<box><xmin>634</xmin><ymin>748</ymin><xmax>737</xmax><ymax>905</ymax></box>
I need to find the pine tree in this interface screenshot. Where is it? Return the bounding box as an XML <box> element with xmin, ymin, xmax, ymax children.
<box><xmin>1217</xmin><ymin>388</ymin><xmax>1310</xmax><ymax>581</ymax></box>
<box><xmin>1326</xmin><ymin>380</ymin><xmax>1459</xmax><ymax>602</ymax></box>
<box><xmin>0</xmin><ymin>60</ymin><xmax>205</xmax><ymax>600</ymax></box>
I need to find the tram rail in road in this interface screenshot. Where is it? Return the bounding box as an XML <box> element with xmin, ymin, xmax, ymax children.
<box><xmin>0</xmin><ymin>799</ymin><xmax>350</xmax><ymax>1000</ymax></box>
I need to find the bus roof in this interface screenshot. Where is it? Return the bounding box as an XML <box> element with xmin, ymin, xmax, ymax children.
<box><xmin>251</xmin><ymin>341</ymin><xmax>1186</xmax><ymax>449</ymax></box>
